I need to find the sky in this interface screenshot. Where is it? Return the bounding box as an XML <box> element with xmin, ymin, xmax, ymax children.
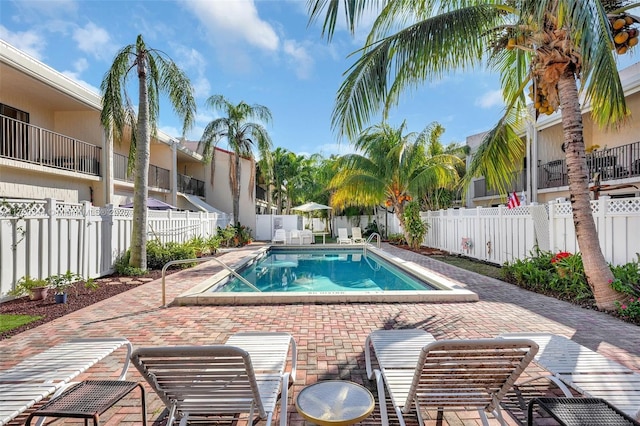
<box><xmin>1</xmin><ymin>0</ymin><xmax>638</xmax><ymax>158</ymax></box>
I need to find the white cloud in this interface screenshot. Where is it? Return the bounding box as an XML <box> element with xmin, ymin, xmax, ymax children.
<box><xmin>180</xmin><ymin>0</ymin><xmax>279</xmax><ymax>51</ymax></box>
<box><xmin>72</xmin><ymin>22</ymin><xmax>117</xmax><ymax>61</ymax></box>
<box><xmin>283</xmin><ymin>39</ymin><xmax>314</xmax><ymax>79</ymax></box>
<box><xmin>0</xmin><ymin>25</ymin><xmax>46</xmax><ymax>59</ymax></box>
<box><xmin>316</xmin><ymin>142</ymin><xmax>357</xmax><ymax>157</ymax></box>
<box><xmin>475</xmin><ymin>90</ymin><xmax>504</xmax><ymax>109</ymax></box>
<box><xmin>172</xmin><ymin>45</ymin><xmax>211</xmax><ymax>98</ymax></box>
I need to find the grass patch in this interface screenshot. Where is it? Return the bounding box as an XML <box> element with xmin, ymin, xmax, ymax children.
<box><xmin>431</xmin><ymin>255</ymin><xmax>505</xmax><ymax>280</ymax></box>
<box><xmin>0</xmin><ymin>314</ymin><xmax>43</xmax><ymax>333</ymax></box>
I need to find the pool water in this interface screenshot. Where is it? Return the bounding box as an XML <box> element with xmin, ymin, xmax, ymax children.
<box><xmin>217</xmin><ymin>249</ymin><xmax>434</xmax><ymax>293</ymax></box>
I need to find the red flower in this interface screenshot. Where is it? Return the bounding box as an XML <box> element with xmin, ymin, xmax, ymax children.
<box><xmin>551</xmin><ymin>251</ymin><xmax>572</xmax><ymax>264</ymax></box>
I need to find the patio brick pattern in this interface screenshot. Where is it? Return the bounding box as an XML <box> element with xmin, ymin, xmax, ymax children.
<box><xmin>1</xmin><ymin>243</ymin><xmax>638</xmax><ymax>425</ymax></box>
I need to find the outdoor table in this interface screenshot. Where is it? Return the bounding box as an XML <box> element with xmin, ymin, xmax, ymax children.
<box><xmin>527</xmin><ymin>397</ymin><xmax>640</xmax><ymax>426</ymax></box>
<box><xmin>25</xmin><ymin>380</ymin><xmax>146</xmax><ymax>426</ymax></box>
<box><xmin>295</xmin><ymin>380</ymin><xmax>374</xmax><ymax>426</ymax></box>
<box><xmin>313</xmin><ymin>232</ymin><xmax>328</xmax><ymax>244</ymax></box>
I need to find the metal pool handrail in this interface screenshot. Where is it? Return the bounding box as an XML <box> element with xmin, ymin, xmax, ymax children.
<box><xmin>161</xmin><ymin>256</ymin><xmax>260</xmax><ymax>307</ymax></box>
<box><xmin>363</xmin><ymin>232</ymin><xmax>381</xmax><ymax>256</ymax></box>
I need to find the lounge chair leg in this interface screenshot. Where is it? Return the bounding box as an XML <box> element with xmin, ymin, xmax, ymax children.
<box><xmin>374</xmin><ymin>370</ymin><xmax>391</xmax><ymax>426</ymax></box>
<box><xmin>178</xmin><ymin>412</ymin><xmax>188</xmax><ymax>426</ymax></box>
<box><xmin>166</xmin><ymin>404</ymin><xmax>177</xmax><ymax>426</ymax></box>
<box><xmin>477</xmin><ymin>408</ymin><xmax>490</xmax><ymax>426</ymax></box>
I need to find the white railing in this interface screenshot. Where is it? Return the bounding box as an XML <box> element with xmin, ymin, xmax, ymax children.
<box><xmin>0</xmin><ymin>115</ymin><xmax>101</xmax><ymax>175</ymax></box>
<box><xmin>421</xmin><ymin>196</ymin><xmax>640</xmax><ymax>266</ymax></box>
<box><xmin>0</xmin><ymin>198</ymin><xmax>231</xmax><ymax>299</ymax></box>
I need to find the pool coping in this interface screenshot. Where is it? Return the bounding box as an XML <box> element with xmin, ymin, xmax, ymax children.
<box><xmin>173</xmin><ymin>244</ymin><xmax>479</xmax><ymax>305</ymax></box>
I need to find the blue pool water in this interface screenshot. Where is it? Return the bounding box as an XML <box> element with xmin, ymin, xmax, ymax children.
<box><xmin>216</xmin><ymin>248</ymin><xmax>435</xmax><ymax>293</ymax></box>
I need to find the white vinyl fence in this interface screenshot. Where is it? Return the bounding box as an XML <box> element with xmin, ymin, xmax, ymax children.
<box><xmin>422</xmin><ymin>196</ymin><xmax>640</xmax><ymax>266</ymax></box>
<box><xmin>0</xmin><ymin>198</ymin><xmax>230</xmax><ymax>299</ymax></box>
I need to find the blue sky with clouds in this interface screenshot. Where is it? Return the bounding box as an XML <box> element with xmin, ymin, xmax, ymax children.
<box><xmin>1</xmin><ymin>1</ymin><xmax>638</xmax><ymax>157</ymax></box>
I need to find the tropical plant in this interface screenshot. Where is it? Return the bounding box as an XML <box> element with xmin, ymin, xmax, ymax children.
<box><xmin>198</xmin><ymin>95</ymin><xmax>273</xmax><ymax>225</ymax></box>
<box><xmin>8</xmin><ymin>275</ymin><xmax>48</xmax><ymax>299</ymax></box>
<box><xmin>307</xmin><ymin>0</ymin><xmax>640</xmax><ymax>311</ymax></box>
<box><xmin>46</xmin><ymin>270</ymin><xmax>82</xmax><ymax>295</ymax></box>
<box><xmin>403</xmin><ymin>201</ymin><xmax>429</xmax><ymax>249</ymax></box>
<box><xmin>329</xmin><ymin>121</ymin><xmax>462</xmax><ymax>244</ymax></box>
<box><xmin>100</xmin><ymin>34</ymin><xmax>196</xmax><ymax>270</ymax></box>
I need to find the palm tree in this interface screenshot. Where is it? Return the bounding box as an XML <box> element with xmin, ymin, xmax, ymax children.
<box><xmin>101</xmin><ymin>34</ymin><xmax>196</xmax><ymax>269</ymax></box>
<box><xmin>329</xmin><ymin>122</ymin><xmax>462</xmax><ymax>244</ymax></box>
<box><xmin>308</xmin><ymin>0</ymin><xmax>640</xmax><ymax>311</ymax></box>
<box><xmin>198</xmin><ymin>95</ymin><xmax>273</xmax><ymax>225</ymax></box>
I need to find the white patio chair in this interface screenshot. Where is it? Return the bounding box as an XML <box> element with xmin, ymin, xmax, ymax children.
<box><xmin>337</xmin><ymin>228</ymin><xmax>352</xmax><ymax>244</ymax></box>
<box><xmin>500</xmin><ymin>332</ymin><xmax>640</xmax><ymax>420</ymax></box>
<box><xmin>130</xmin><ymin>331</ymin><xmax>297</xmax><ymax>426</ymax></box>
<box><xmin>271</xmin><ymin>229</ymin><xmax>287</xmax><ymax>244</ymax></box>
<box><xmin>364</xmin><ymin>329</ymin><xmax>538</xmax><ymax>426</ymax></box>
<box><xmin>300</xmin><ymin>229</ymin><xmax>314</xmax><ymax>244</ymax></box>
<box><xmin>351</xmin><ymin>227</ymin><xmax>365</xmax><ymax>243</ymax></box>
<box><xmin>289</xmin><ymin>229</ymin><xmax>302</xmax><ymax>245</ymax></box>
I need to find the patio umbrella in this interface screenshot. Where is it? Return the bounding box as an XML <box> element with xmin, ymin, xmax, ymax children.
<box><xmin>292</xmin><ymin>202</ymin><xmax>332</xmax><ymax>232</ymax></box>
<box><xmin>121</xmin><ymin>198</ymin><xmax>177</xmax><ymax>210</ymax></box>
<box><xmin>291</xmin><ymin>202</ymin><xmax>332</xmax><ymax>212</ymax></box>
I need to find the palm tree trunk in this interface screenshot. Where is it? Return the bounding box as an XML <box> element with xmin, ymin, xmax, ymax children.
<box><xmin>233</xmin><ymin>153</ymin><xmax>241</xmax><ymax>225</ymax></box>
<box><xmin>558</xmin><ymin>68</ymin><xmax>622</xmax><ymax>311</ymax></box>
<box><xmin>130</xmin><ymin>54</ymin><xmax>150</xmax><ymax>270</ymax></box>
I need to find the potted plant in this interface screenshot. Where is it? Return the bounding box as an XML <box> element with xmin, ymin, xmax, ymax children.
<box><xmin>9</xmin><ymin>275</ymin><xmax>50</xmax><ymax>300</ymax></box>
<box><xmin>47</xmin><ymin>270</ymin><xmax>82</xmax><ymax>304</ymax></box>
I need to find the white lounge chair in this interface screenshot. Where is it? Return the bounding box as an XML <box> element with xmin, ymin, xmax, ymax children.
<box><xmin>271</xmin><ymin>229</ymin><xmax>287</xmax><ymax>244</ymax></box>
<box><xmin>364</xmin><ymin>329</ymin><xmax>538</xmax><ymax>426</ymax></box>
<box><xmin>351</xmin><ymin>227</ymin><xmax>365</xmax><ymax>244</ymax></box>
<box><xmin>300</xmin><ymin>229</ymin><xmax>314</xmax><ymax>244</ymax></box>
<box><xmin>0</xmin><ymin>338</ymin><xmax>132</xmax><ymax>426</ymax></box>
<box><xmin>500</xmin><ymin>332</ymin><xmax>640</xmax><ymax>420</ymax></box>
<box><xmin>337</xmin><ymin>228</ymin><xmax>352</xmax><ymax>244</ymax></box>
<box><xmin>131</xmin><ymin>331</ymin><xmax>297</xmax><ymax>426</ymax></box>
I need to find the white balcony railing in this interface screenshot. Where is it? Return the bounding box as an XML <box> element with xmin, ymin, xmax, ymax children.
<box><xmin>0</xmin><ymin>114</ymin><xmax>101</xmax><ymax>175</ymax></box>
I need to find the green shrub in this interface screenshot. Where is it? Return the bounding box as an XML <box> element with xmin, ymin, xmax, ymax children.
<box><xmin>403</xmin><ymin>201</ymin><xmax>428</xmax><ymax>250</ymax></box>
<box><xmin>503</xmin><ymin>248</ymin><xmax>592</xmax><ymax>300</ymax></box>
<box><xmin>146</xmin><ymin>240</ymin><xmax>197</xmax><ymax>270</ymax></box>
<box><xmin>387</xmin><ymin>233</ymin><xmax>406</xmax><ymax>245</ymax></box>
<box><xmin>217</xmin><ymin>225</ymin><xmax>237</xmax><ymax>247</ymax></box>
<box><xmin>114</xmin><ymin>251</ymin><xmax>146</xmax><ymax>276</ymax></box>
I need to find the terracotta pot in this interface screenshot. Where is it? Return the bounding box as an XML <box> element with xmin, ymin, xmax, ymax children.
<box><xmin>30</xmin><ymin>286</ymin><xmax>49</xmax><ymax>301</ymax></box>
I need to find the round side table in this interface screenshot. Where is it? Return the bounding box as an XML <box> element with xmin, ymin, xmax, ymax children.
<box><xmin>295</xmin><ymin>380</ymin><xmax>375</xmax><ymax>426</ymax></box>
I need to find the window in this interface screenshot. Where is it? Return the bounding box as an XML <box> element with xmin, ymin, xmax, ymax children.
<box><xmin>0</xmin><ymin>103</ymin><xmax>30</xmax><ymax>159</ymax></box>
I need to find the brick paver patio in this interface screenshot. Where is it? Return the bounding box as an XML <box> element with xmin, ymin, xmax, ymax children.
<box><xmin>2</xmin><ymin>243</ymin><xmax>638</xmax><ymax>425</ymax></box>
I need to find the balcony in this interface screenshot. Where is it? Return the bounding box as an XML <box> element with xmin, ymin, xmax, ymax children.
<box><xmin>177</xmin><ymin>173</ymin><xmax>205</xmax><ymax>196</ymax></box>
<box><xmin>114</xmin><ymin>153</ymin><xmax>170</xmax><ymax>190</ymax></box>
<box><xmin>474</xmin><ymin>171</ymin><xmax>527</xmax><ymax>198</ymax></box>
<box><xmin>539</xmin><ymin>140</ymin><xmax>640</xmax><ymax>189</ymax></box>
<box><xmin>0</xmin><ymin>114</ymin><xmax>101</xmax><ymax>176</ymax></box>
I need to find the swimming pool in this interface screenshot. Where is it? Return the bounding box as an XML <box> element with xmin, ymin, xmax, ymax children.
<box><xmin>220</xmin><ymin>248</ymin><xmax>433</xmax><ymax>292</ymax></box>
<box><xmin>174</xmin><ymin>245</ymin><xmax>478</xmax><ymax>305</ymax></box>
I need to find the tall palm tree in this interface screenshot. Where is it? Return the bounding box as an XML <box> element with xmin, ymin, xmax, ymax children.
<box><xmin>101</xmin><ymin>34</ymin><xmax>196</xmax><ymax>269</ymax></box>
<box><xmin>199</xmin><ymin>95</ymin><xmax>273</xmax><ymax>225</ymax></box>
<box><xmin>308</xmin><ymin>0</ymin><xmax>639</xmax><ymax>311</ymax></box>
<box><xmin>330</xmin><ymin>122</ymin><xmax>462</xmax><ymax>244</ymax></box>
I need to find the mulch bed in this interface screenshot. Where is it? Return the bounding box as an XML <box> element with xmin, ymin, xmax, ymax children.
<box><xmin>0</xmin><ymin>269</ymin><xmax>181</xmax><ymax>340</ymax></box>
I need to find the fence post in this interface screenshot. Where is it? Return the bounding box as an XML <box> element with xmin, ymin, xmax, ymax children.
<box><xmin>47</xmin><ymin>198</ymin><xmax>57</xmax><ymax>278</ymax></box>
<box><xmin>549</xmin><ymin>200</ymin><xmax>557</xmax><ymax>252</ymax></box>
<box><xmin>598</xmin><ymin>195</ymin><xmax>611</xmax><ymax>260</ymax></box>
<box><xmin>102</xmin><ymin>204</ymin><xmax>114</xmax><ymax>274</ymax></box>
<box><xmin>81</xmin><ymin>201</ymin><xmax>91</xmax><ymax>279</ymax></box>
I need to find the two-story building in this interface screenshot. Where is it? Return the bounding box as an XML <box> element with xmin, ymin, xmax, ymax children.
<box><xmin>0</xmin><ymin>40</ymin><xmax>258</xmax><ymax>228</ymax></box>
<box><xmin>468</xmin><ymin>61</ymin><xmax>640</xmax><ymax>206</ymax></box>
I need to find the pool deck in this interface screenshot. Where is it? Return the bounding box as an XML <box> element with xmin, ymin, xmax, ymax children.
<box><xmin>2</xmin><ymin>242</ymin><xmax>639</xmax><ymax>425</ymax></box>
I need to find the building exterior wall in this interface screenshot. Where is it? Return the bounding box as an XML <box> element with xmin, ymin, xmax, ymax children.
<box><xmin>0</xmin><ymin>40</ymin><xmax>243</xmax><ymax>221</ymax></box>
